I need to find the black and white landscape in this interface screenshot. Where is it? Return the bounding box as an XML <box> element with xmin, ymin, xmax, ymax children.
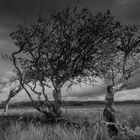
<box><xmin>0</xmin><ymin>0</ymin><xmax>140</xmax><ymax>139</ymax></box>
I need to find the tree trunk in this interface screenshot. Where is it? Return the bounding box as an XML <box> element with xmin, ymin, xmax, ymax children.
<box><xmin>3</xmin><ymin>99</ymin><xmax>10</xmax><ymax>115</ymax></box>
<box><xmin>52</xmin><ymin>86</ymin><xmax>62</xmax><ymax>117</ymax></box>
<box><xmin>103</xmin><ymin>85</ymin><xmax>118</xmax><ymax>138</ymax></box>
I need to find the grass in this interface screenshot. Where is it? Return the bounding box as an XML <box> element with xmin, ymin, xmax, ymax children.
<box><xmin>0</xmin><ymin>106</ymin><xmax>140</xmax><ymax>140</ymax></box>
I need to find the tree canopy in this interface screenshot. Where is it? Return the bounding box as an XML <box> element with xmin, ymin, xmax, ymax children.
<box><xmin>96</xmin><ymin>24</ymin><xmax>140</xmax><ymax>91</ymax></box>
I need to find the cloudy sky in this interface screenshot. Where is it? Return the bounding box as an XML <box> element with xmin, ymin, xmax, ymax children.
<box><xmin>0</xmin><ymin>0</ymin><xmax>140</xmax><ymax>102</ymax></box>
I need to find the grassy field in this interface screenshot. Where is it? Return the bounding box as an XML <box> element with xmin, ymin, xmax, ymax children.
<box><xmin>0</xmin><ymin>106</ymin><xmax>140</xmax><ymax>140</ymax></box>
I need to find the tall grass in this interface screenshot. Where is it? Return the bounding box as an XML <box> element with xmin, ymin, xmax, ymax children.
<box><xmin>3</xmin><ymin>121</ymin><xmax>109</xmax><ymax>140</ymax></box>
<box><xmin>0</xmin><ymin>107</ymin><xmax>140</xmax><ymax>140</ymax></box>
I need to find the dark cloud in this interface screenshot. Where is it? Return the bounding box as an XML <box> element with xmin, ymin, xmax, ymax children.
<box><xmin>0</xmin><ymin>0</ymin><xmax>140</xmax><ymax>25</ymax></box>
<box><xmin>127</xmin><ymin>73</ymin><xmax>140</xmax><ymax>89</ymax></box>
<box><xmin>0</xmin><ymin>0</ymin><xmax>140</xmax><ymax>48</ymax></box>
<box><xmin>0</xmin><ymin>0</ymin><xmax>76</xmax><ymax>22</ymax></box>
<box><xmin>65</xmin><ymin>85</ymin><xmax>106</xmax><ymax>99</ymax></box>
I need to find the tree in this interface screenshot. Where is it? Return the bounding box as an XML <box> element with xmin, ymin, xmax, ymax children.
<box><xmin>96</xmin><ymin>24</ymin><xmax>140</xmax><ymax>137</ymax></box>
<box><xmin>3</xmin><ymin>7</ymin><xmax>120</xmax><ymax>117</ymax></box>
<box><xmin>0</xmin><ymin>73</ymin><xmax>22</xmax><ymax>114</ymax></box>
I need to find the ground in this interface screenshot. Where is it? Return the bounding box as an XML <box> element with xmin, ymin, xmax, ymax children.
<box><xmin>0</xmin><ymin>105</ymin><xmax>140</xmax><ymax>140</ymax></box>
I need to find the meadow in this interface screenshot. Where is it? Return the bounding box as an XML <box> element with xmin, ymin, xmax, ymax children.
<box><xmin>0</xmin><ymin>106</ymin><xmax>140</xmax><ymax>140</ymax></box>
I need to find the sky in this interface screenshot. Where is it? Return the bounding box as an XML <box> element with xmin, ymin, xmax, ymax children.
<box><xmin>0</xmin><ymin>0</ymin><xmax>140</xmax><ymax>102</ymax></box>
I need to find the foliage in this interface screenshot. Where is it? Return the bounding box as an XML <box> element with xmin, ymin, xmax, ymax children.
<box><xmin>5</xmin><ymin>7</ymin><xmax>121</xmax><ymax>116</ymax></box>
<box><xmin>96</xmin><ymin>24</ymin><xmax>140</xmax><ymax>91</ymax></box>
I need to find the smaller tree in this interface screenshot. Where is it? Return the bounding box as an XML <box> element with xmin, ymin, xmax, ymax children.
<box><xmin>0</xmin><ymin>74</ymin><xmax>22</xmax><ymax>114</ymax></box>
<box><xmin>96</xmin><ymin>24</ymin><xmax>140</xmax><ymax>137</ymax></box>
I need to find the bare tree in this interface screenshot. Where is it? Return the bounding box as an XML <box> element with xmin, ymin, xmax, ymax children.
<box><xmin>96</xmin><ymin>24</ymin><xmax>140</xmax><ymax>137</ymax></box>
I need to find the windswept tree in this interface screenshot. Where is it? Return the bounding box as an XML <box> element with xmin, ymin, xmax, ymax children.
<box><xmin>3</xmin><ymin>7</ymin><xmax>120</xmax><ymax>117</ymax></box>
<box><xmin>96</xmin><ymin>24</ymin><xmax>140</xmax><ymax>137</ymax></box>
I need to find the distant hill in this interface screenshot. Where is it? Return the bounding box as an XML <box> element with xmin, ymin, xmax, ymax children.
<box><xmin>0</xmin><ymin>100</ymin><xmax>140</xmax><ymax>109</ymax></box>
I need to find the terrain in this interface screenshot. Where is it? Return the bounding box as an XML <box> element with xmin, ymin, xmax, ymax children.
<box><xmin>0</xmin><ymin>101</ymin><xmax>140</xmax><ymax>140</ymax></box>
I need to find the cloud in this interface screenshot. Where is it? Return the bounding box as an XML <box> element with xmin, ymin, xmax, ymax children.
<box><xmin>65</xmin><ymin>85</ymin><xmax>105</xmax><ymax>98</ymax></box>
<box><xmin>0</xmin><ymin>0</ymin><xmax>140</xmax><ymax>25</ymax></box>
<box><xmin>0</xmin><ymin>0</ymin><xmax>140</xmax><ymax>58</ymax></box>
<box><xmin>115</xmin><ymin>88</ymin><xmax>140</xmax><ymax>101</ymax></box>
<box><xmin>1</xmin><ymin>71</ymin><xmax>140</xmax><ymax>102</ymax></box>
<box><xmin>74</xmin><ymin>87</ymin><xmax>140</xmax><ymax>101</ymax></box>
